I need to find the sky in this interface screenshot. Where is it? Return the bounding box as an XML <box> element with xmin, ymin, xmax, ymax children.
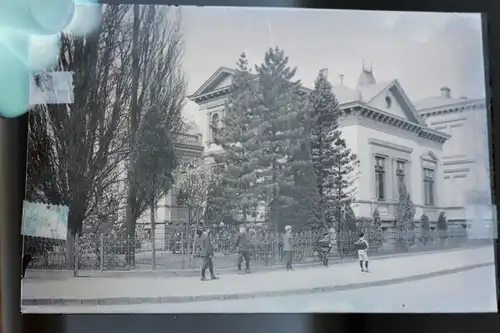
<box><xmin>178</xmin><ymin>7</ymin><xmax>485</xmax><ymax>125</ymax></box>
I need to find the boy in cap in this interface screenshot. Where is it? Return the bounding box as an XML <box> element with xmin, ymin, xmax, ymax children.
<box><xmin>355</xmin><ymin>232</ymin><xmax>369</xmax><ymax>272</ymax></box>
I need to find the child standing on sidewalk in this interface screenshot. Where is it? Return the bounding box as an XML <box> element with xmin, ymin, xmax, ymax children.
<box><xmin>355</xmin><ymin>232</ymin><xmax>369</xmax><ymax>272</ymax></box>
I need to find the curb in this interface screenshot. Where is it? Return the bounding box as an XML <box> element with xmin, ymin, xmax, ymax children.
<box><xmin>22</xmin><ymin>261</ymin><xmax>494</xmax><ymax>306</ymax></box>
<box><xmin>24</xmin><ymin>243</ymin><xmax>489</xmax><ymax>280</ymax></box>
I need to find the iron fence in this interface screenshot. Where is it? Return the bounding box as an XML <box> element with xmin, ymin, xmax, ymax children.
<box><xmin>24</xmin><ymin>227</ymin><xmax>480</xmax><ymax>272</ymax></box>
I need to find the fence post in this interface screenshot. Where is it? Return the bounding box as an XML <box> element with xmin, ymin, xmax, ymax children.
<box><xmin>73</xmin><ymin>233</ymin><xmax>79</xmax><ymax>278</ymax></box>
<box><xmin>181</xmin><ymin>232</ymin><xmax>185</xmax><ymax>270</ymax></box>
<box><xmin>308</xmin><ymin>230</ymin><xmax>312</xmax><ymax>256</ymax></box>
<box><xmin>100</xmin><ymin>233</ymin><xmax>104</xmax><ymax>275</ymax></box>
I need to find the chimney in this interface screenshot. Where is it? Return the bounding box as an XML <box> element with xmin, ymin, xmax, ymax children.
<box><xmin>440</xmin><ymin>87</ymin><xmax>451</xmax><ymax>98</ymax></box>
<box><xmin>339</xmin><ymin>74</ymin><xmax>344</xmax><ymax>86</ymax></box>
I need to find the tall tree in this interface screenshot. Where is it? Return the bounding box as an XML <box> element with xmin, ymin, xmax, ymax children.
<box><xmin>309</xmin><ymin>69</ymin><xmax>358</xmax><ymax>233</ymax></box>
<box><xmin>213</xmin><ymin>53</ymin><xmax>260</xmax><ymax>226</ymax></box>
<box><xmin>251</xmin><ymin>47</ymin><xmax>310</xmax><ymax>232</ymax></box>
<box><xmin>135</xmin><ymin>106</ymin><xmax>178</xmax><ymax>269</ymax></box>
<box><xmin>125</xmin><ymin>4</ymin><xmax>141</xmax><ymax>266</ymax></box>
<box><xmin>124</xmin><ymin>6</ymin><xmax>186</xmax><ymax>266</ymax></box>
<box><xmin>29</xmin><ymin>5</ymin><xmax>132</xmax><ymax>268</ymax></box>
<box><xmin>395</xmin><ymin>182</ymin><xmax>416</xmax><ymax>231</ymax></box>
<box><xmin>395</xmin><ymin>182</ymin><xmax>416</xmax><ymax>249</ymax></box>
<box><xmin>26</xmin><ymin>107</ymin><xmax>63</xmax><ymax>205</ymax></box>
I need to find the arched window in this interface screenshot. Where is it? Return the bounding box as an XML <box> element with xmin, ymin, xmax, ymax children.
<box><xmin>211</xmin><ymin>113</ymin><xmax>220</xmax><ymax>141</ymax></box>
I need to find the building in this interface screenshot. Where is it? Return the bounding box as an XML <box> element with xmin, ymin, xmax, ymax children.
<box><xmin>414</xmin><ymin>88</ymin><xmax>493</xmax><ymax>238</ymax></box>
<box><xmin>188</xmin><ymin>65</ymin><xmax>490</xmax><ymax>233</ymax></box>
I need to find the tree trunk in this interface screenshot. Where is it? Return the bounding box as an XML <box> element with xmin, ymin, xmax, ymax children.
<box><xmin>243</xmin><ymin>206</ymin><xmax>248</xmax><ymax>229</ymax></box>
<box><xmin>125</xmin><ymin>4</ymin><xmax>141</xmax><ymax>268</ymax></box>
<box><xmin>150</xmin><ymin>197</ymin><xmax>156</xmax><ymax>270</ymax></box>
<box><xmin>189</xmin><ymin>207</ymin><xmax>198</xmax><ymax>268</ymax></box>
<box><xmin>66</xmin><ymin>230</ymin><xmax>75</xmax><ymax>270</ymax></box>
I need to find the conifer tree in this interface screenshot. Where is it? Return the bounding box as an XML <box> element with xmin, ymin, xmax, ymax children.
<box><xmin>371</xmin><ymin>208</ymin><xmax>384</xmax><ymax>251</ymax></box>
<box><xmin>395</xmin><ymin>182</ymin><xmax>416</xmax><ymax>231</ymax></box>
<box><xmin>437</xmin><ymin>211</ymin><xmax>448</xmax><ymax>243</ymax></box>
<box><xmin>395</xmin><ymin>182</ymin><xmax>416</xmax><ymax>249</ymax></box>
<box><xmin>420</xmin><ymin>213</ymin><xmax>430</xmax><ymax>245</ymax></box>
<box><xmin>251</xmin><ymin>47</ymin><xmax>311</xmax><ymax>232</ymax></box>
<box><xmin>309</xmin><ymin>69</ymin><xmax>358</xmax><ymax>233</ymax></box>
<box><xmin>213</xmin><ymin>53</ymin><xmax>260</xmax><ymax>225</ymax></box>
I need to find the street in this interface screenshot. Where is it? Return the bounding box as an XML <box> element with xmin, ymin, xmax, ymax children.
<box><xmin>21</xmin><ymin>246</ymin><xmax>496</xmax><ymax>304</ymax></box>
<box><xmin>23</xmin><ymin>265</ymin><xmax>497</xmax><ymax>313</ymax></box>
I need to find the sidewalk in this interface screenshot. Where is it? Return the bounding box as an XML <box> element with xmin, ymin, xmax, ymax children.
<box><xmin>24</xmin><ymin>243</ymin><xmax>489</xmax><ymax>280</ymax></box>
<box><xmin>21</xmin><ymin>246</ymin><xmax>495</xmax><ymax>306</ymax></box>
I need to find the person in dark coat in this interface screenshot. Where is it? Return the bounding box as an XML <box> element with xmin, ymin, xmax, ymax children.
<box><xmin>197</xmin><ymin>229</ymin><xmax>219</xmax><ymax>281</ymax></box>
<box><xmin>235</xmin><ymin>226</ymin><xmax>251</xmax><ymax>273</ymax></box>
<box><xmin>283</xmin><ymin>225</ymin><xmax>293</xmax><ymax>271</ymax></box>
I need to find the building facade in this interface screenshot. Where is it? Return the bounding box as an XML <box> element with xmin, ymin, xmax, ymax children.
<box><xmin>414</xmin><ymin>88</ymin><xmax>493</xmax><ymax>238</ymax></box>
<box><xmin>190</xmin><ymin>66</ymin><xmax>489</xmax><ymax>232</ymax></box>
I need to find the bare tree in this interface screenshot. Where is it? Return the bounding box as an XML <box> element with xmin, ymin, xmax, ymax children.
<box><xmin>124</xmin><ymin>5</ymin><xmax>186</xmax><ymax>266</ymax></box>
<box><xmin>26</xmin><ymin>5</ymin><xmax>132</xmax><ymax>268</ymax></box>
<box><xmin>134</xmin><ymin>106</ymin><xmax>178</xmax><ymax>269</ymax></box>
<box><xmin>174</xmin><ymin>161</ymin><xmax>221</xmax><ymax>267</ymax></box>
<box><xmin>26</xmin><ymin>107</ymin><xmax>63</xmax><ymax>205</ymax></box>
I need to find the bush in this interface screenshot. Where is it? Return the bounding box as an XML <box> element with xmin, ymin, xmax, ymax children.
<box><xmin>437</xmin><ymin>212</ymin><xmax>448</xmax><ymax>242</ymax></box>
<box><xmin>420</xmin><ymin>214</ymin><xmax>430</xmax><ymax>245</ymax></box>
<box><xmin>370</xmin><ymin>209</ymin><xmax>384</xmax><ymax>252</ymax></box>
<box><xmin>437</xmin><ymin>212</ymin><xmax>448</xmax><ymax>230</ymax></box>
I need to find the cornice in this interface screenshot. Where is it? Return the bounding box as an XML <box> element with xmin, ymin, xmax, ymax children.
<box><xmin>192</xmin><ymin>92</ymin><xmax>450</xmax><ymax>145</ymax></box>
<box><xmin>418</xmin><ymin>98</ymin><xmax>486</xmax><ymax>118</ymax></box>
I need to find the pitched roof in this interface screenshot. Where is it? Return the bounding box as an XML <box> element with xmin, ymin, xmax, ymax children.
<box><xmin>188</xmin><ymin>67</ymin><xmax>418</xmax><ymax>125</ymax></box>
<box><xmin>188</xmin><ymin>67</ymin><xmax>235</xmax><ymax>98</ymax></box>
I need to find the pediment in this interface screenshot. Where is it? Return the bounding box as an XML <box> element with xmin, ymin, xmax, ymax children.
<box><xmin>421</xmin><ymin>151</ymin><xmax>439</xmax><ymax>162</ymax></box>
<box><xmin>189</xmin><ymin>67</ymin><xmax>235</xmax><ymax>98</ymax></box>
<box><xmin>365</xmin><ymin>80</ymin><xmax>425</xmax><ymax>126</ymax></box>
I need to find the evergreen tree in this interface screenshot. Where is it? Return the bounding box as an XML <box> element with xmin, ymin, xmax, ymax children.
<box><xmin>372</xmin><ymin>209</ymin><xmax>382</xmax><ymax>230</ymax></box>
<box><xmin>370</xmin><ymin>208</ymin><xmax>384</xmax><ymax>251</ymax></box>
<box><xmin>437</xmin><ymin>211</ymin><xmax>448</xmax><ymax>230</ymax></box>
<box><xmin>420</xmin><ymin>213</ymin><xmax>430</xmax><ymax>245</ymax></box>
<box><xmin>214</xmin><ymin>53</ymin><xmax>260</xmax><ymax>225</ymax></box>
<box><xmin>395</xmin><ymin>182</ymin><xmax>416</xmax><ymax>231</ymax></box>
<box><xmin>135</xmin><ymin>106</ymin><xmax>178</xmax><ymax>215</ymax></box>
<box><xmin>251</xmin><ymin>47</ymin><xmax>311</xmax><ymax>232</ymax></box>
<box><xmin>437</xmin><ymin>211</ymin><xmax>448</xmax><ymax>243</ymax></box>
<box><xmin>279</xmin><ymin>149</ymin><xmax>322</xmax><ymax>231</ymax></box>
<box><xmin>395</xmin><ymin>182</ymin><xmax>416</xmax><ymax>249</ymax></box>
<box><xmin>309</xmin><ymin>69</ymin><xmax>357</xmax><ymax>233</ymax></box>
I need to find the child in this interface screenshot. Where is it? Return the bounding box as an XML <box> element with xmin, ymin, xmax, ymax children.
<box><xmin>355</xmin><ymin>232</ymin><xmax>369</xmax><ymax>272</ymax></box>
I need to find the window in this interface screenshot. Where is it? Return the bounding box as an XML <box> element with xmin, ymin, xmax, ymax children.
<box><xmin>375</xmin><ymin>156</ymin><xmax>386</xmax><ymax>201</ymax></box>
<box><xmin>211</xmin><ymin>113</ymin><xmax>220</xmax><ymax>141</ymax></box>
<box><xmin>423</xmin><ymin>168</ymin><xmax>434</xmax><ymax>206</ymax></box>
<box><xmin>396</xmin><ymin>160</ymin><xmax>406</xmax><ymax>189</ymax></box>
